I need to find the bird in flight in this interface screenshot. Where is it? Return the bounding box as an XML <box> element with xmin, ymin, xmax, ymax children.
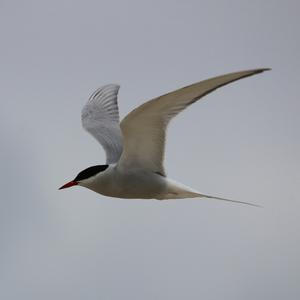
<box><xmin>59</xmin><ymin>68</ymin><xmax>270</xmax><ymax>206</ymax></box>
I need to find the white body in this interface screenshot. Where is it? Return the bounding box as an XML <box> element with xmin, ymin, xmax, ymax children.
<box><xmin>80</xmin><ymin>165</ymin><xmax>201</xmax><ymax>200</ymax></box>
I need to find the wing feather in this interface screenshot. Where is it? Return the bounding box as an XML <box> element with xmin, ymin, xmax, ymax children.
<box><xmin>119</xmin><ymin>69</ymin><xmax>270</xmax><ymax>174</ymax></box>
<box><xmin>82</xmin><ymin>84</ymin><xmax>123</xmax><ymax>164</ymax></box>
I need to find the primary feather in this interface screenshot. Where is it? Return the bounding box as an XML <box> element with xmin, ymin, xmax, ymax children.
<box><xmin>81</xmin><ymin>84</ymin><xmax>123</xmax><ymax>164</ymax></box>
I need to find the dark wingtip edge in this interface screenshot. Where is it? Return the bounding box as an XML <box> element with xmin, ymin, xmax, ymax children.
<box><xmin>256</xmin><ymin>68</ymin><xmax>272</xmax><ymax>73</ymax></box>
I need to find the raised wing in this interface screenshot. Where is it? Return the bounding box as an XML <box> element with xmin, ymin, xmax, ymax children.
<box><xmin>119</xmin><ymin>68</ymin><xmax>270</xmax><ymax>175</ymax></box>
<box><xmin>82</xmin><ymin>84</ymin><xmax>123</xmax><ymax>164</ymax></box>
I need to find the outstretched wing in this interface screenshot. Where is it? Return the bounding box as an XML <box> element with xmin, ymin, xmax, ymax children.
<box><xmin>82</xmin><ymin>84</ymin><xmax>123</xmax><ymax>164</ymax></box>
<box><xmin>119</xmin><ymin>68</ymin><xmax>270</xmax><ymax>175</ymax></box>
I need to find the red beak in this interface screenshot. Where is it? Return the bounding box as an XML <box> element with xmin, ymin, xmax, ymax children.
<box><xmin>59</xmin><ymin>181</ymin><xmax>78</xmax><ymax>190</ymax></box>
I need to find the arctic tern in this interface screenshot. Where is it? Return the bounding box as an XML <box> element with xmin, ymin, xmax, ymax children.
<box><xmin>59</xmin><ymin>68</ymin><xmax>270</xmax><ymax>206</ymax></box>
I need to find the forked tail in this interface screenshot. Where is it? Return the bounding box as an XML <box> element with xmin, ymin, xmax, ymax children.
<box><xmin>161</xmin><ymin>178</ymin><xmax>261</xmax><ymax>207</ymax></box>
<box><xmin>196</xmin><ymin>193</ymin><xmax>261</xmax><ymax>207</ymax></box>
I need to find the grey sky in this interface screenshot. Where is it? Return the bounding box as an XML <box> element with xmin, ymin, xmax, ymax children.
<box><xmin>0</xmin><ymin>1</ymin><xmax>299</xmax><ymax>299</ymax></box>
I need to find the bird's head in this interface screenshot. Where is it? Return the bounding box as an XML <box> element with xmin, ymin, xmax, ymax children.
<box><xmin>59</xmin><ymin>165</ymin><xmax>109</xmax><ymax>190</ymax></box>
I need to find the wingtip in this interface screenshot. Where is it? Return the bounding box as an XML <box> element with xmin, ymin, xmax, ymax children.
<box><xmin>243</xmin><ymin>67</ymin><xmax>271</xmax><ymax>78</ymax></box>
<box><xmin>256</xmin><ymin>68</ymin><xmax>271</xmax><ymax>73</ymax></box>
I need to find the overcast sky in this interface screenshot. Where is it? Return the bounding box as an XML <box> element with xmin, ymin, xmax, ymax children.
<box><xmin>0</xmin><ymin>1</ymin><xmax>299</xmax><ymax>299</ymax></box>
